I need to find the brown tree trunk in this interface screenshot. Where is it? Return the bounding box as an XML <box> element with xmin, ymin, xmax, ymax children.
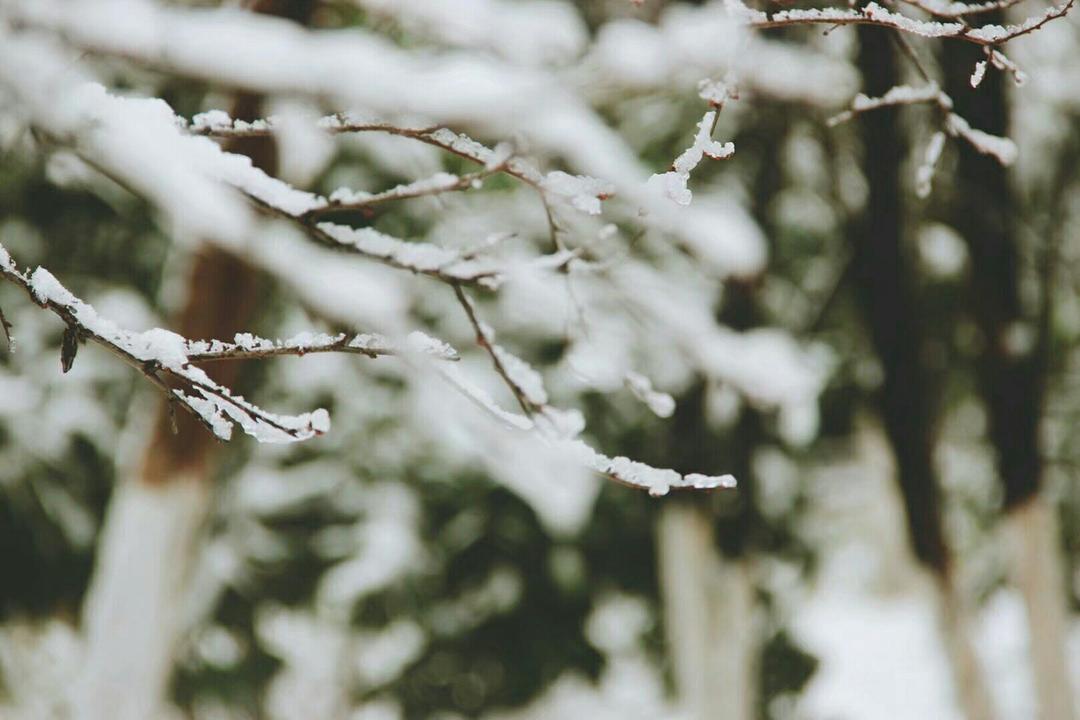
<box><xmin>854</xmin><ymin>27</ymin><xmax>995</xmax><ymax>720</ymax></box>
<box><xmin>944</xmin><ymin>30</ymin><xmax>1075</xmax><ymax>720</ymax></box>
<box><xmin>73</xmin><ymin>4</ymin><xmax>313</xmax><ymax>718</ymax></box>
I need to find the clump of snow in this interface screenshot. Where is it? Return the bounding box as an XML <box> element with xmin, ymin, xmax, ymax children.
<box><xmin>316</xmin><ymin>222</ymin><xmax>500</xmax><ymax>282</ymax></box>
<box><xmin>190</xmin><ymin>109</ymin><xmax>233</xmax><ymax>132</ymax></box>
<box><xmin>327</xmin><ymin>172</ymin><xmax>464</xmax><ymax>208</ymax></box>
<box><xmin>915</xmin><ymin>131</ymin><xmax>947</xmax><ymax>199</ymax></box>
<box><xmin>541</xmin><ymin>171</ymin><xmax>613</xmax><ymax>215</ymax></box>
<box><xmin>971</xmin><ymin>61</ymin><xmax>988</xmax><ymax>88</ymax></box>
<box><xmin>946</xmin><ymin>112</ymin><xmax>1018</xmax><ymax>165</ymax></box>
<box><xmin>647</xmin><ymin>110</ymin><xmax>734</xmax><ymax>207</ymax></box>
<box><xmin>624</xmin><ymin>371</ymin><xmax>676</xmax><ymax>418</ymax></box>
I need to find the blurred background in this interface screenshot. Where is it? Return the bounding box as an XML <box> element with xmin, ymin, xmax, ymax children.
<box><xmin>1</xmin><ymin>0</ymin><xmax>1079</xmax><ymax>718</ymax></box>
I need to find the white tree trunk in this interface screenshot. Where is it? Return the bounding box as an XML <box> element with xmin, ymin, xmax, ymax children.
<box><xmin>657</xmin><ymin>502</ymin><xmax>756</xmax><ymax>720</ymax></box>
<box><xmin>1004</xmin><ymin>495</ymin><xmax>1076</xmax><ymax>720</ymax></box>
<box><xmin>72</xmin><ymin>473</ymin><xmax>209</xmax><ymax>720</ymax></box>
<box><xmin>937</xmin><ymin>575</ymin><xmax>998</xmax><ymax>720</ymax></box>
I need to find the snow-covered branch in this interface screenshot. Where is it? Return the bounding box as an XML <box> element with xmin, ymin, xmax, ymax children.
<box><xmin>829</xmin><ymin>82</ymin><xmax>1018</xmax><ymax>172</ymax></box>
<box><xmin>897</xmin><ymin>0</ymin><xmax>1028</xmax><ymax>18</ymax></box>
<box><xmin>0</xmin><ymin>243</ymin><xmax>333</xmax><ymax>443</ymax></box>
<box><xmin>750</xmin><ymin>0</ymin><xmax>1074</xmax><ymax>46</ymax></box>
<box><xmin>183</xmin><ymin>331</ymin><xmax>459</xmax><ymax>363</ymax></box>
<box><xmin>450</xmin><ymin>285</ymin><xmax>736</xmax><ymax>496</ymax></box>
<box><xmin>648</xmin><ymin>105</ymin><xmax>735</xmax><ymax>207</ymax></box>
<box><xmin>188</xmin><ymin>113</ymin><xmax>614</xmax><ymax>219</ymax></box>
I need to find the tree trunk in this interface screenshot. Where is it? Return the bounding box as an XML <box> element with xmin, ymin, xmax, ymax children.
<box><xmin>1004</xmin><ymin>496</ymin><xmax>1075</xmax><ymax>720</ymax></box>
<box><xmin>72</xmin><ymin>5</ymin><xmax>312</xmax><ymax>716</ymax></box>
<box><xmin>658</xmin><ymin>501</ymin><xmax>756</xmax><ymax>720</ymax></box>
<box><xmin>854</xmin><ymin>27</ymin><xmax>995</xmax><ymax>720</ymax></box>
<box><xmin>943</xmin><ymin>30</ymin><xmax>1075</xmax><ymax>720</ymax></box>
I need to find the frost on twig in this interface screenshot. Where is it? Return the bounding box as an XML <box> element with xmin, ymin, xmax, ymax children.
<box><xmin>648</xmin><ymin>109</ymin><xmax>735</xmax><ymax>207</ymax></box>
<box><xmin>319</xmin><ymin>171</ymin><xmax>492</xmax><ymax>215</ymax></box>
<box><xmin>187</xmin><ymin>113</ymin><xmax>614</xmax><ymax>220</ymax></box>
<box><xmin>0</xmin><ymin>243</ymin><xmax>332</xmax><ymax>443</ymax></box>
<box><xmin>750</xmin><ymin>0</ymin><xmax>1074</xmax><ymax>46</ymax></box>
<box><xmin>829</xmin><ymin>82</ymin><xmax>1018</xmax><ymax>186</ymax></box>
<box><xmin>184</xmin><ymin>331</ymin><xmax>459</xmax><ymax>363</ymax></box>
<box><xmin>898</xmin><ymin>0</ymin><xmax>1027</xmax><ymax>19</ymax></box>
<box><xmin>827</xmin><ymin>83</ymin><xmax>947</xmax><ymax>127</ymax></box>
<box><xmin>984</xmin><ymin>49</ymin><xmax>1018</xmax><ymax>85</ymax></box>
<box><xmin>313</xmin><ymin>222</ymin><xmax>503</xmax><ymax>286</ymax></box>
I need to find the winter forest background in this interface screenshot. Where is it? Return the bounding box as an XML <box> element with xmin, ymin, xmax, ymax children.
<box><xmin>2</xmin><ymin>0</ymin><xmax>1080</xmax><ymax>718</ymax></box>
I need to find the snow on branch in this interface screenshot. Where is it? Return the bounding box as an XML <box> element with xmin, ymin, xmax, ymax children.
<box><xmin>184</xmin><ymin>331</ymin><xmax>459</xmax><ymax>363</ymax></box>
<box><xmin>347</xmin><ymin>0</ymin><xmax>588</xmax><ymax>66</ymax></box>
<box><xmin>0</xmin><ymin>243</ymin><xmax>334</xmax><ymax>443</ymax></box>
<box><xmin>624</xmin><ymin>372</ymin><xmax>676</xmax><ymax>419</ymax></box>
<box><xmin>828</xmin><ymin>82</ymin><xmax>1018</xmax><ymax>178</ymax></box>
<box><xmin>311</xmin><ymin>222</ymin><xmax>503</xmax><ymax>286</ymax></box>
<box><xmin>750</xmin><ymin>0</ymin><xmax>1074</xmax><ymax>45</ymax></box>
<box><xmin>187</xmin><ymin>113</ymin><xmax>614</xmax><ymax>219</ymax></box>
<box><xmin>449</xmin><ymin>285</ymin><xmax>735</xmax><ymax>496</ymax></box>
<box><xmin>0</xmin><ymin>67</ymin><xmax>511</xmax><ymax>288</ymax></box>
<box><xmin>827</xmin><ymin>82</ymin><xmax>949</xmax><ymax>126</ymax></box>
<box><xmin>320</xmin><ymin>170</ymin><xmax>495</xmax><ymax>216</ymax></box>
<box><xmin>971</xmin><ymin>47</ymin><xmax>1027</xmax><ymax>87</ymax></box>
<box><xmin>898</xmin><ymin>0</ymin><xmax>1028</xmax><ymax>17</ymax></box>
<box><xmin>648</xmin><ymin>105</ymin><xmax>735</xmax><ymax>207</ymax></box>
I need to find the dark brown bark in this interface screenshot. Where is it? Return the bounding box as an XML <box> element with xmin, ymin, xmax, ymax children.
<box><xmin>853</xmin><ymin>27</ymin><xmax>949</xmax><ymax>573</ymax></box>
<box><xmin>943</xmin><ymin>24</ymin><xmax>1043</xmax><ymax>510</ymax></box>
<box><xmin>140</xmin><ymin>0</ymin><xmax>316</xmax><ymax>484</ymax></box>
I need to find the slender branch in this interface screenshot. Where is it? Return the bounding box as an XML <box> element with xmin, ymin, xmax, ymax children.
<box><xmin>185</xmin><ymin>331</ymin><xmax>459</xmax><ymax>363</ymax></box>
<box><xmin>245</xmin><ymin>194</ymin><xmax>504</xmax><ymax>286</ymax></box>
<box><xmin>895</xmin><ymin>0</ymin><xmax>1028</xmax><ymax>18</ymax></box>
<box><xmin>750</xmin><ymin>0</ymin><xmax>1074</xmax><ymax>46</ymax></box>
<box><xmin>309</xmin><ymin>168</ymin><xmax>497</xmax><ymax>219</ymax></box>
<box><xmin>452</xmin><ymin>283</ymin><xmax>538</xmax><ymax>417</ymax></box>
<box><xmin>191</xmin><ymin>115</ymin><xmax>549</xmax><ymax>190</ymax></box>
<box><xmin>0</xmin><ymin>244</ymin><xmax>462</xmax><ymax>443</ymax></box>
<box><xmin>828</xmin><ymin>82</ymin><xmax>1018</xmax><ymax>165</ymax></box>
